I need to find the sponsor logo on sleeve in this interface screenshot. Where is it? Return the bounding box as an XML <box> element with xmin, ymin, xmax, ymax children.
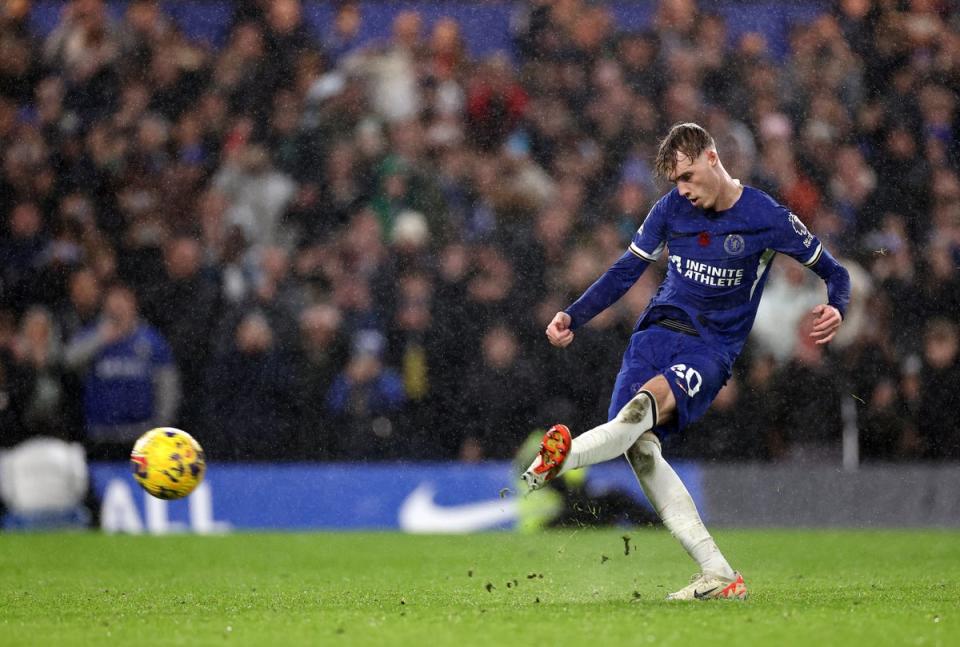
<box><xmin>788</xmin><ymin>212</ymin><xmax>814</xmax><ymax>248</ymax></box>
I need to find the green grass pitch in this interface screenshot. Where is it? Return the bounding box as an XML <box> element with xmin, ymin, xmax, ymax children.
<box><xmin>1</xmin><ymin>529</ymin><xmax>957</xmax><ymax>646</ymax></box>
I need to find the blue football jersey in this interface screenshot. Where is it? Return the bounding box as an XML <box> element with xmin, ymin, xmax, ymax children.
<box><xmin>564</xmin><ymin>184</ymin><xmax>850</xmax><ymax>368</ymax></box>
<box><xmin>81</xmin><ymin>323</ymin><xmax>174</xmax><ymax>425</ymax></box>
<box><xmin>628</xmin><ymin>186</ymin><xmax>827</xmax><ymax>361</ymax></box>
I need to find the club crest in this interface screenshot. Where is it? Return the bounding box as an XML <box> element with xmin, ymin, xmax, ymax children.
<box><xmin>723</xmin><ymin>234</ymin><xmax>745</xmax><ymax>256</ymax></box>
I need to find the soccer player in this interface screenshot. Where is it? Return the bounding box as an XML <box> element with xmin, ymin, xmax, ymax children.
<box><xmin>521</xmin><ymin>123</ymin><xmax>850</xmax><ymax>600</ymax></box>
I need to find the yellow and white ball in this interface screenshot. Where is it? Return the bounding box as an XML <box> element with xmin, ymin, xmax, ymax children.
<box><xmin>130</xmin><ymin>428</ymin><xmax>206</xmax><ymax>500</ymax></box>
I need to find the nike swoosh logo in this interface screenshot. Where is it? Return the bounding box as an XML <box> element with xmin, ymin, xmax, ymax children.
<box><xmin>398</xmin><ymin>483</ymin><xmax>517</xmax><ymax>533</ymax></box>
<box><xmin>694</xmin><ymin>586</ymin><xmax>719</xmax><ymax>599</ymax></box>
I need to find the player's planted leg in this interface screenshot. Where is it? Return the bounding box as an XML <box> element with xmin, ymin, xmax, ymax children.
<box><xmin>662</xmin><ymin>571</ymin><xmax>747</xmax><ymax>601</ymax></box>
<box><xmin>521</xmin><ymin>389</ymin><xmax>656</xmax><ymax>491</ymax></box>
<box><xmin>626</xmin><ymin>431</ymin><xmax>746</xmax><ymax>600</ymax></box>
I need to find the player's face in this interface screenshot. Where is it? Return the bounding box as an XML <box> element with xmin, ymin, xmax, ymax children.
<box><xmin>670</xmin><ymin>150</ymin><xmax>721</xmax><ymax>210</ymax></box>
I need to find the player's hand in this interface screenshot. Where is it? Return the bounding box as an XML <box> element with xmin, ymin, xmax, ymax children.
<box><xmin>546</xmin><ymin>311</ymin><xmax>574</xmax><ymax>348</ymax></box>
<box><xmin>809</xmin><ymin>304</ymin><xmax>842</xmax><ymax>345</ymax></box>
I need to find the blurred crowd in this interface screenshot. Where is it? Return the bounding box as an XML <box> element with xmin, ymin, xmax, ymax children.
<box><xmin>0</xmin><ymin>0</ymin><xmax>958</xmax><ymax>464</ymax></box>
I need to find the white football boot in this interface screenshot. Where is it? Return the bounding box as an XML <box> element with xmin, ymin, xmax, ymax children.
<box><xmin>666</xmin><ymin>572</ymin><xmax>748</xmax><ymax>601</ymax></box>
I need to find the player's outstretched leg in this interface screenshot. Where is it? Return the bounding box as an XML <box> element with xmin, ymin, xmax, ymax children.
<box><xmin>521</xmin><ymin>389</ymin><xmax>656</xmax><ymax>491</ymax></box>
<box><xmin>563</xmin><ymin>388</ymin><xmax>658</xmax><ymax>471</ymax></box>
<box><xmin>626</xmin><ymin>432</ymin><xmax>747</xmax><ymax>601</ymax></box>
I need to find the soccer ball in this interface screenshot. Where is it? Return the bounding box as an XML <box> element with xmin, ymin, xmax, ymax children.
<box><xmin>130</xmin><ymin>428</ymin><xmax>206</xmax><ymax>500</ymax></box>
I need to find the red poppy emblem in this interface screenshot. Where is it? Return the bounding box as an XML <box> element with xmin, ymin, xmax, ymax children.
<box><xmin>698</xmin><ymin>231</ymin><xmax>711</xmax><ymax>247</ymax></box>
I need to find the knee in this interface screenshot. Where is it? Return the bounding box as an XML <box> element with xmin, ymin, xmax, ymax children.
<box><xmin>616</xmin><ymin>389</ymin><xmax>658</xmax><ymax>425</ymax></box>
<box><xmin>626</xmin><ymin>432</ymin><xmax>661</xmax><ymax>476</ymax></box>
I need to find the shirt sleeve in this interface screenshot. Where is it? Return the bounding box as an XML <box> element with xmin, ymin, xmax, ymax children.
<box><xmin>808</xmin><ymin>246</ymin><xmax>851</xmax><ymax>319</ymax></box>
<box><xmin>770</xmin><ymin>208</ymin><xmax>824</xmax><ymax>268</ymax></box>
<box><xmin>563</xmin><ymin>195</ymin><xmax>670</xmax><ymax>330</ymax></box>
<box><xmin>771</xmin><ymin>208</ymin><xmax>851</xmax><ymax>318</ymax></box>
<box><xmin>628</xmin><ymin>195</ymin><xmax>669</xmax><ymax>262</ymax></box>
<box><xmin>563</xmin><ymin>250</ymin><xmax>649</xmax><ymax>330</ymax></box>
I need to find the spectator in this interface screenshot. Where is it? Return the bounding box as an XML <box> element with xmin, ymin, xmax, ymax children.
<box><xmin>64</xmin><ymin>283</ymin><xmax>179</xmax><ymax>457</ymax></box>
<box><xmin>870</xmin><ymin>125</ymin><xmax>931</xmax><ymax>240</ymax></box>
<box><xmin>213</xmin><ymin>21</ymin><xmax>273</xmax><ymax>119</ymax></box>
<box><xmin>751</xmin><ymin>259</ymin><xmax>828</xmax><ymax>362</ymax></box>
<box><xmin>385</xmin><ymin>270</ymin><xmax>443</xmax><ymax>458</ymax></box>
<box><xmin>0</xmin><ymin>202</ymin><xmax>47</xmax><ymax>312</ymax></box>
<box><xmin>768</xmin><ymin>313</ymin><xmax>844</xmax><ymax>461</ymax></box>
<box><xmin>325</xmin><ymin>330</ymin><xmax>406</xmax><ymax>459</ymax></box>
<box><xmin>261</xmin><ymin>0</ymin><xmax>317</xmax><ymax>92</ymax></box>
<box><xmin>858</xmin><ymin>376</ymin><xmax>910</xmax><ymax>461</ymax></box>
<box><xmin>295</xmin><ymin>304</ymin><xmax>348</xmax><ymax>459</ymax></box>
<box><xmin>0</xmin><ymin>12</ymin><xmax>40</xmax><ymax>105</ymax></box>
<box><xmin>866</xmin><ymin>214</ymin><xmax>925</xmax><ymax>354</ymax></box>
<box><xmin>919</xmin><ymin>241</ymin><xmax>960</xmax><ymax>322</ymax></box>
<box><xmin>459</xmin><ymin>324</ymin><xmax>540</xmax><ymax>460</ymax></box>
<box><xmin>466</xmin><ymin>54</ymin><xmax>528</xmax><ymax>151</ymax></box>
<box><xmin>213</xmin><ymin>143</ymin><xmax>297</xmax><ymax>249</ymax></box>
<box><xmin>43</xmin><ymin>0</ymin><xmax>122</xmax><ymax>124</ymax></box>
<box><xmin>9</xmin><ymin>306</ymin><xmax>67</xmax><ymax>438</ymax></box>
<box><xmin>0</xmin><ymin>0</ymin><xmax>956</xmax><ymax>463</ymax></box>
<box><xmin>57</xmin><ymin>266</ymin><xmax>102</xmax><ymax>436</ymax></box>
<box><xmin>828</xmin><ymin>144</ymin><xmax>876</xmax><ymax>244</ymax></box>
<box><xmin>119</xmin><ymin>0</ymin><xmax>175</xmax><ymax>67</ymax></box>
<box><xmin>347</xmin><ymin>10</ymin><xmax>422</xmax><ymax>123</ymax></box>
<box><xmin>735</xmin><ymin>352</ymin><xmax>781</xmax><ymax>460</ymax></box>
<box><xmin>0</xmin><ymin>317</ymin><xmax>28</xmax><ymax>447</ymax></box>
<box><xmin>203</xmin><ymin>311</ymin><xmax>300</xmax><ymax>459</ymax></box>
<box><xmin>296</xmin><ymin>138</ymin><xmax>364</xmax><ymax>242</ymax></box>
<box><xmin>323</xmin><ymin>2</ymin><xmax>364</xmax><ymax>65</ymax></box>
<box><xmin>58</xmin><ymin>266</ymin><xmax>101</xmax><ymax>338</ymax></box>
<box><xmin>140</xmin><ymin>236</ymin><xmax>221</xmax><ymax>432</ymax></box>
<box><xmin>674</xmin><ymin>377</ymin><xmax>747</xmax><ymax>461</ymax></box>
<box><xmin>916</xmin><ymin>319</ymin><xmax>960</xmax><ymax>460</ymax></box>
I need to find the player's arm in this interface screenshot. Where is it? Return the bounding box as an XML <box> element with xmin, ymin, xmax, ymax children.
<box><xmin>564</xmin><ymin>250</ymin><xmax>651</xmax><ymax>330</ymax></box>
<box><xmin>546</xmin><ymin>251</ymin><xmax>650</xmax><ymax>346</ymax></box>
<box><xmin>548</xmin><ymin>198</ymin><xmax>668</xmax><ymax>348</ymax></box>
<box><xmin>773</xmin><ymin>210</ymin><xmax>850</xmax><ymax>345</ymax></box>
<box><xmin>804</xmin><ymin>245</ymin><xmax>849</xmax><ymax>344</ymax></box>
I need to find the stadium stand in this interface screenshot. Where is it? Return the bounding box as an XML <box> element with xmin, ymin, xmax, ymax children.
<box><xmin>0</xmin><ymin>0</ymin><xmax>958</xmax><ymax>465</ymax></box>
